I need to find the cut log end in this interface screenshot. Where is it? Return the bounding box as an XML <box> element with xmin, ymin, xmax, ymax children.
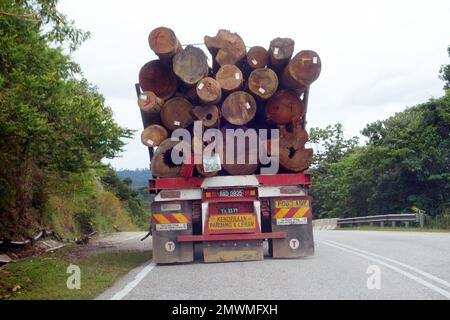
<box><xmin>266</xmin><ymin>90</ymin><xmax>305</xmax><ymax>125</ymax></box>
<box><xmin>205</xmin><ymin>30</ymin><xmax>246</xmax><ymax>67</ymax></box>
<box><xmin>279</xmin><ymin>147</ymin><xmax>313</xmax><ymax>172</ymax></box>
<box><xmin>283</xmin><ymin>50</ymin><xmax>322</xmax><ymax>88</ymax></box>
<box><xmin>248</xmin><ymin>68</ymin><xmax>279</xmax><ymax>100</ymax></box>
<box><xmin>138</xmin><ymin>91</ymin><xmax>164</xmax><ymax>113</ymax></box>
<box><xmin>160</xmin><ymin>97</ymin><xmax>195</xmax><ymax>131</ymax></box>
<box><xmin>196</xmin><ymin>77</ymin><xmax>222</xmax><ymax>105</ymax></box>
<box><xmin>141</xmin><ymin>125</ymin><xmax>169</xmax><ymax>147</ymax></box>
<box><xmin>221</xmin><ymin>91</ymin><xmax>257</xmax><ymax>126</ymax></box>
<box><xmin>151</xmin><ymin>139</ymin><xmax>185</xmax><ymax>178</ymax></box>
<box><xmin>269</xmin><ymin>38</ymin><xmax>295</xmax><ymax>70</ymax></box>
<box><xmin>139</xmin><ymin>60</ymin><xmax>178</xmax><ymax>100</ymax></box>
<box><xmin>246</xmin><ymin>46</ymin><xmax>269</xmax><ymax>69</ymax></box>
<box><xmin>148</xmin><ymin>27</ymin><xmax>181</xmax><ymax>61</ymax></box>
<box><xmin>193</xmin><ymin>105</ymin><xmax>220</xmax><ymax>127</ymax></box>
<box><xmin>173</xmin><ymin>45</ymin><xmax>209</xmax><ymax>86</ymax></box>
<box><xmin>215</xmin><ymin>65</ymin><xmax>243</xmax><ymax>92</ymax></box>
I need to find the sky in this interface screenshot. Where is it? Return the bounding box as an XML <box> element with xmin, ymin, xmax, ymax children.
<box><xmin>57</xmin><ymin>0</ymin><xmax>450</xmax><ymax>170</ymax></box>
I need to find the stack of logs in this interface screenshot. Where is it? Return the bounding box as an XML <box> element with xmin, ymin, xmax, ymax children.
<box><xmin>137</xmin><ymin>27</ymin><xmax>321</xmax><ymax>178</ymax></box>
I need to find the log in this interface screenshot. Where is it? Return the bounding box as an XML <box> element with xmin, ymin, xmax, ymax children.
<box><xmin>141</xmin><ymin>125</ymin><xmax>168</xmax><ymax>147</ymax></box>
<box><xmin>173</xmin><ymin>45</ymin><xmax>209</xmax><ymax>86</ymax></box>
<box><xmin>221</xmin><ymin>91</ymin><xmax>257</xmax><ymax>126</ymax></box>
<box><xmin>278</xmin><ymin>119</ymin><xmax>313</xmax><ymax>172</ymax></box>
<box><xmin>282</xmin><ymin>50</ymin><xmax>322</xmax><ymax>88</ymax></box>
<box><xmin>248</xmin><ymin>68</ymin><xmax>279</xmax><ymax>100</ymax></box>
<box><xmin>148</xmin><ymin>27</ymin><xmax>182</xmax><ymax>62</ymax></box>
<box><xmin>265</xmin><ymin>90</ymin><xmax>305</xmax><ymax>125</ymax></box>
<box><xmin>269</xmin><ymin>38</ymin><xmax>295</xmax><ymax>71</ymax></box>
<box><xmin>151</xmin><ymin>139</ymin><xmax>185</xmax><ymax>178</ymax></box>
<box><xmin>137</xmin><ymin>91</ymin><xmax>164</xmax><ymax>113</ymax></box>
<box><xmin>160</xmin><ymin>97</ymin><xmax>195</xmax><ymax>131</ymax></box>
<box><xmin>139</xmin><ymin>60</ymin><xmax>178</xmax><ymax>100</ymax></box>
<box><xmin>221</xmin><ymin>126</ymin><xmax>259</xmax><ymax>176</ymax></box>
<box><xmin>246</xmin><ymin>46</ymin><xmax>269</xmax><ymax>70</ymax></box>
<box><xmin>193</xmin><ymin>105</ymin><xmax>220</xmax><ymax>127</ymax></box>
<box><xmin>192</xmin><ymin>134</ymin><xmax>219</xmax><ymax>177</ymax></box>
<box><xmin>215</xmin><ymin>65</ymin><xmax>243</xmax><ymax>92</ymax></box>
<box><xmin>204</xmin><ymin>30</ymin><xmax>246</xmax><ymax>67</ymax></box>
<box><xmin>196</xmin><ymin>77</ymin><xmax>222</xmax><ymax>105</ymax></box>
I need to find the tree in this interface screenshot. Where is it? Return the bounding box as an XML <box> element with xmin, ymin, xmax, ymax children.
<box><xmin>0</xmin><ymin>0</ymin><xmax>132</xmax><ymax>238</ymax></box>
<box><xmin>439</xmin><ymin>45</ymin><xmax>450</xmax><ymax>90</ymax></box>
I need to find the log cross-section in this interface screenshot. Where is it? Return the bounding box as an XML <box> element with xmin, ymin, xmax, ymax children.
<box><xmin>173</xmin><ymin>45</ymin><xmax>209</xmax><ymax>86</ymax></box>
<box><xmin>266</xmin><ymin>90</ymin><xmax>305</xmax><ymax>125</ymax></box>
<box><xmin>248</xmin><ymin>68</ymin><xmax>279</xmax><ymax>100</ymax></box>
<box><xmin>141</xmin><ymin>124</ymin><xmax>169</xmax><ymax>147</ymax></box>
<box><xmin>221</xmin><ymin>91</ymin><xmax>257</xmax><ymax>126</ymax></box>
<box><xmin>269</xmin><ymin>38</ymin><xmax>295</xmax><ymax>71</ymax></box>
<box><xmin>282</xmin><ymin>50</ymin><xmax>322</xmax><ymax>88</ymax></box>
<box><xmin>205</xmin><ymin>30</ymin><xmax>247</xmax><ymax>67</ymax></box>
<box><xmin>246</xmin><ymin>46</ymin><xmax>270</xmax><ymax>70</ymax></box>
<box><xmin>148</xmin><ymin>27</ymin><xmax>182</xmax><ymax>62</ymax></box>
<box><xmin>196</xmin><ymin>77</ymin><xmax>222</xmax><ymax>105</ymax></box>
<box><xmin>139</xmin><ymin>60</ymin><xmax>178</xmax><ymax>100</ymax></box>
<box><xmin>160</xmin><ymin>97</ymin><xmax>195</xmax><ymax>131</ymax></box>
<box><xmin>215</xmin><ymin>65</ymin><xmax>243</xmax><ymax>92</ymax></box>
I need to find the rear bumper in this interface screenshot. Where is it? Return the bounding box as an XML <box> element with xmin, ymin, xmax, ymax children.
<box><xmin>177</xmin><ymin>232</ymin><xmax>287</xmax><ymax>242</ymax></box>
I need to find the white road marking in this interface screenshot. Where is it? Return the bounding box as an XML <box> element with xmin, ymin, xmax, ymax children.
<box><xmin>325</xmin><ymin>239</ymin><xmax>450</xmax><ymax>289</ymax></box>
<box><xmin>110</xmin><ymin>263</ymin><xmax>156</xmax><ymax>300</ymax></box>
<box><xmin>318</xmin><ymin>240</ymin><xmax>450</xmax><ymax>299</ymax></box>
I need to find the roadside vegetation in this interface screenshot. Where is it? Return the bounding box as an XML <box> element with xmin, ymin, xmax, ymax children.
<box><xmin>310</xmin><ymin>46</ymin><xmax>450</xmax><ymax>230</ymax></box>
<box><xmin>0</xmin><ymin>1</ymin><xmax>149</xmax><ymax>240</ymax></box>
<box><xmin>0</xmin><ymin>245</ymin><xmax>152</xmax><ymax>300</ymax></box>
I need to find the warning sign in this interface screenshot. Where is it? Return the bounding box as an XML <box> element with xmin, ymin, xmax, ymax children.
<box><xmin>208</xmin><ymin>214</ymin><xmax>256</xmax><ymax>231</ymax></box>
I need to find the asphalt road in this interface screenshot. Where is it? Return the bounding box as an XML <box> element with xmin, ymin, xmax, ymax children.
<box><xmin>97</xmin><ymin>230</ymin><xmax>450</xmax><ymax>300</ymax></box>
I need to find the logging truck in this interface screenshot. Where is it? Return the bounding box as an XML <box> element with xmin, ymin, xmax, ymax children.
<box><xmin>136</xmin><ymin>27</ymin><xmax>320</xmax><ymax>263</ymax></box>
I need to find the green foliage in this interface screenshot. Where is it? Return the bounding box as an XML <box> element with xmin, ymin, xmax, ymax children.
<box><xmin>0</xmin><ymin>0</ymin><xmax>133</xmax><ymax>238</ymax></box>
<box><xmin>312</xmin><ymin>93</ymin><xmax>450</xmax><ymax>220</ymax></box>
<box><xmin>439</xmin><ymin>45</ymin><xmax>450</xmax><ymax>90</ymax></box>
<box><xmin>116</xmin><ymin>168</ymin><xmax>152</xmax><ymax>188</ymax></box>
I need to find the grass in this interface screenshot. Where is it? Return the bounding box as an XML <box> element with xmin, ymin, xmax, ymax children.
<box><xmin>337</xmin><ymin>226</ymin><xmax>450</xmax><ymax>233</ymax></box>
<box><xmin>0</xmin><ymin>246</ymin><xmax>152</xmax><ymax>300</ymax></box>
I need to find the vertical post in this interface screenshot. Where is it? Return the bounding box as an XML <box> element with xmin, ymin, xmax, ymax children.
<box><xmin>405</xmin><ymin>221</ymin><xmax>410</xmax><ymax>228</ymax></box>
<box><xmin>380</xmin><ymin>221</ymin><xmax>385</xmax><ymax>227</ymax></box>
<box><xmin>392</xmin><ymin>221</ymin><xmax>396</xmax><ymax>227</ymax></box>
<box><xmin>418</xmin><ymin>213</ymin><xmax>425</xmax><ymax>228</ymax></box>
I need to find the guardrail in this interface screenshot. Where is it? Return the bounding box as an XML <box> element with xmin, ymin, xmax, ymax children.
<box><xmin>338</xmin><ymin>213</ymin><xmax>425</xmax><ymax>228</ymax></box>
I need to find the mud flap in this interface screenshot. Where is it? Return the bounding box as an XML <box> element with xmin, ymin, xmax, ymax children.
<box><xmin>203</xmin><ymin>240</ymin><xmax>264</xmax><ymax>263</ymax></box>
<box><xmin>270</xmin><ymin>197</ymin><xmax>315</xmax><ymax>258</ymax></box>
<box><xmin>152</xmin><ymin>227</ymin><xmax>194</xmax><ymax>264</ymax></box>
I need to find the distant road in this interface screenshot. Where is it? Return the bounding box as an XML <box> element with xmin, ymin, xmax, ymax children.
<box><xmin>98</xmin><ymin>230</ymin><xmax>450</xmax><ymax>300</ymax></box>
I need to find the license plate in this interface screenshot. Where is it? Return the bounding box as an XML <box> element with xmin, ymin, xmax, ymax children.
<box><xmin>161</xmin><ymin>204</ymin><xmax>182</xmax><ymax>212</ymax></box>
<box><xmin>277</xmin><ymin>218</ymin><xmax>308</xmax><ymax>226</ymax></box>
<box><xmin>275</xmin><ymin>199</ymin><xmax>310</xmax><ymax>209</ymax></box>
<box><xmin>219</xmin><ymin>207</ymin><xmax>240</xmax><ymax>214</ymax></box>
<box><xmin>208</xmin><ymin>214</ymin><xmax>256</xmax><ymax>231</ymax></box>
<box><xmin>218</xmin><ymin>189</ymin><xmax>244</xmax><ymax>197</ymax></box>
<box><xmin>155</xmin><ymin>223</ymin><xmax>188</xmax><ymax>231</ymax></box>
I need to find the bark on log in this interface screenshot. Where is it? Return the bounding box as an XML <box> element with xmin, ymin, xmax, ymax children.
<box><xmin>278</xmin><ymin>119</ymin><xmax>313</xmax><ymax>172</ymax></box>
<box><xmin>248</xmin><ymin>68</ymin><xmax>279</xmax><ymax>100</ymax></box>
<box><xmin>246</xmin><ymin>46</ymin><xmax>269</xmax><ymax>70</ymax></box>
<box><xmin>137</xmin><ymin>91</ymin><xmax>164</xmax><ymax>113</ymax></box>
<box><xmin>196</xmin><ymin>77</ymin><xmax>222</xmax><ymax>105</ymax></box>
<box><xmin>282</xmin><ymin>50</ymin><xmax>322</xmax><ymax>88</ymax></box>
<box><xmin>151</xmin><ymin>139</ymin><xmax>185</xmax><ymax>178</ymax></box>
<box><xmin>221</xmin><ymin>91</ymin><xmax>257</xmax><ymax>126</ymax></box>
<box><xmin>193</xmin><ymin>105</ymin><xmax>220</xmax><ymax>127</ymax></box>
<box><xmin>160</xmin><ymin>97</ymin><xmax>195</xmax><ymax>130</ymax></box>
<box><xmin>265</xmin><ymin>90</ymin><xmax>305</xmax><ymax>125</ymax></box>
<box><xmin>269</xmin><ymin>38</ymin><xmax>295</xmax><ymax>71</ymax></box>
<box><xmin>139</xmin><ymin>60</ymin><xmax>178</xmax><ymax>100</ymax></box>
<box><xmin>215</xmin><ymin>65</ymin><xmax>243</xmax><ymax>92</ymax></box>
<box><xmin>173</xmin><ymin>45</ymin><xmax>209</xmax><ymax>86</ymax></box>
<box><xmin>204</xmin><ymin>30</ymin><xmax>246</xmax><ymax>67</ymax></box>
<box><xmin>221</xmin><ymin>126</ymin><xmax>259</xmax><ymax>176</ymax></box>
<box><xmin>141</xmin><ymin>125</ymin><xmax>168</xmax><ymax>147</ymax></box>
<box><xmin>148</xmin><ymin>27</ymin><xmax>182</xmax><ymax>62</ymax></box>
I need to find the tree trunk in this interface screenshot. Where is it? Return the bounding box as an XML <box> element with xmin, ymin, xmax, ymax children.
<box><xmin>265</xmin><ymin>90</ymin><xmax>305</xmax><ymax>125</ymax></box>
<box><xmin>141</xmin><ymin>124</ymin><xmax>168</xmax><ymax>147</ymax></box>
<box><xmin>221</xmin><ymin>126</ymin><xmax>259</xmax><ymax>176</ymax></box>
<box><xmin>148</xmin><ymin>27</ymin><xmax>182</xmax><ymax>62</ymax></box>
<box><xmin>246</xmin><ymin>46</ymin><xmax>269</xmax><ymax>70</ymax></box>
<box><xmin>248</xmin><ymin>68</ymin><xmax>279</xmax><ymax>100</ymax></box>
<box><xmin>269</xmin><ymin>38</ymin><xmax>295</xmax><ymax>71</ymax></box>
<box><xmin>139</xmin><ymin>60</ymin><xmax>178</xmax><ymax>100</ymax></box>
<box><xmin>160</xmin><ymin>97</ymin><xmax>195</xmax><ymax>131</ymax></box>
<box><xmin>196</xmin><ymin>77</ymin><xmax>222</xmax><ymax>105</ymax></box>
<box><xmin>282</xmin><ymin>50</ymin><xmax>321</xmax><ymax>88</ymax></box>
<box><xmin>138</xmin><ymin>91</ymin><xmax>164</xmax><ymax>113</ymax></box>
<box><xmin>204</xmin><ymin>30</ymin><xmax>246</xmax><ymax>67</ymax></box>
<box><xmin>173</xmin><ymin>45</ymin><xmax>209</xmax><ymax>86</ymax></box>
<box><xmin>221</xmin><ymin>91</ymin><xmax>257</xmax><ymax>125</ymax></box>
<box><xmin>151</xmin><ymin>139</ymin><xmax>184</xmax><ymax>178</ymax></box>
<box><xmin>193</xmin><ymin>105</ymin><xmax>220</xmax><ymax>127</ymax></box>
<box><xmin>215</xmin><ymin>65</ymin><xmax>243</xmax><ymax>92</ymax></box>
<box><xmin>278</xmin><ymin>120</ymin><xmax>313</xmax><ymax>172</ymax></box>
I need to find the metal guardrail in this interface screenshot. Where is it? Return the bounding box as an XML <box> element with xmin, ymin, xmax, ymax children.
<box><xmin>338</xmin><ymin>213</ymin><xmax>425</xmax><ymax>228</ymax></box>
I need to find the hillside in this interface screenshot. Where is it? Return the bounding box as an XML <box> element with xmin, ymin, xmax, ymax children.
<box><xmin>116</xmin><ymin>169</ymin><xmax>152</xmax><ymax>189</ymax></box>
